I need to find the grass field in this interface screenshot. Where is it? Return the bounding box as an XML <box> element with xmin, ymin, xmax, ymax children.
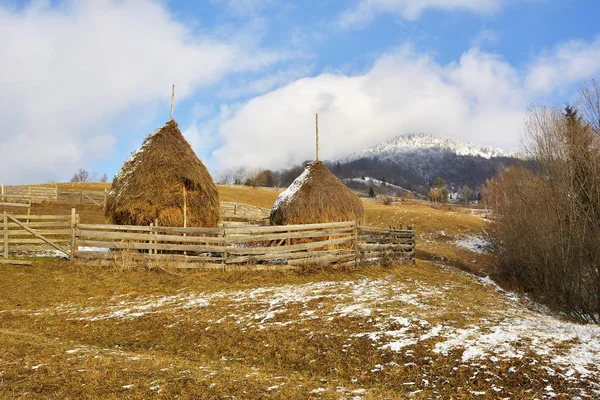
<box><xmin>1</xmin><ymin>185</ymin><xmax>599</xmax><ymax>398</ymax></box>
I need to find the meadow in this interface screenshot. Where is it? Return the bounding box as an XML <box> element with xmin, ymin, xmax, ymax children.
<box><xmin>0</xmin><ymin>184</ymin><xmax>598</xmax><ymax>399</ymax></box>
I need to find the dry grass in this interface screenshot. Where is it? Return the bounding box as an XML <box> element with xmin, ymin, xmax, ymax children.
<box><xmin>217</xmin><ymin>185</ymin><xmax>281</xmax><ymax>208</ymax></box>
<box><xmin>1</xmin><ymin>260</ymin><xmax>597</xmax><ymax>398</ymax></box>
<box><xmin>3</xmin><ymin>185</ymin><xmax>594</xmax><ymax>398</ymax></box>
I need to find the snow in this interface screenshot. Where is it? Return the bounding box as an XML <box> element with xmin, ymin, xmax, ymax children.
<box><xmin>271</xmin><ymin>164</ymin><xmax>311</xmax><ymax>211</ymax></box>
<box><xmin>345</xmin><ymin>177</ymin><xmax>415</xmax><ymax>193</ymax></box>
<box><xmin>30</xmin><ymin>267</ymin><xmax>600</xmax><ymax>393</ymax></box>
<box><xmin>338</xmin><ymin>133</ymin><xmax>519</xmax><ymax>164</ymax></box>
<box><xmin>455</xmin><ymin>236</ymin><xmax>491</xmax><ymax>254</ymax></box>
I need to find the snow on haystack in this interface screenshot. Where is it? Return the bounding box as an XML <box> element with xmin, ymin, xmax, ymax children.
<box><xmin>270</xmin><ymin>161</ymin><xmax>365</xmax><ymax>225</ymax></box>
<box><xmin>271</xmin><ymin>166</ymin><xmax>311</xmax><ymax>211</ymax></box>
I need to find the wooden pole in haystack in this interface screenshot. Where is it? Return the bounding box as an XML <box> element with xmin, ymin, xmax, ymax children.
<box><xmin>316</xmin><ymin>113</ymin><xmax>319</xmax><ymax>161</ymax></box>
<box><xmin>170</xmin><ymin>84</ymin><xmax>175</xmax><ymax>121</ymax></box>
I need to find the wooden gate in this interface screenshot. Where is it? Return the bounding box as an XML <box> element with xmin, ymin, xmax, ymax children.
<box><xmin>1</xmin><ymin>210</ymin><xmax>76</xmax><ymax>260</ymax></box>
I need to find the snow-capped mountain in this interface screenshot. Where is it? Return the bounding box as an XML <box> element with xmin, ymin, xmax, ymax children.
<box><xmin>338</xmin><ymin>133</ymin><xmax>518</xmax><ymax>164</ymax></box>
<box><xmin>318</xmin><ymin>133</ymin><xmax>528</xmax><ymax>196</ymax></box>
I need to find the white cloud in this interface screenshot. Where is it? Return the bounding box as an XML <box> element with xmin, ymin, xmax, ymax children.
<box><xmin>217</xmin><ymin>64</ymin><xmax>314</xmax><ymax>99</ymax></box>
<box><xmin>339</xmin><ymin>0</ymin><xmax>511</xmax><ymax>28</ymax></box>
<box><xmin>0</xmin><ymin>0</ymin><xmax>282</xmax><ymax>184</ymax></box>
<box><xmin>210</xmin><ymin>37</ymin><xmax>600</xmax><ymax>173</ymax></box>
<box><xmin>210</xmin><ymin>45</ymin><xmax>527</xmax><ymax>172</ymax></box>
<box><xmin>526</xmin><ymin>35</ymin><xmax>600</xmax><ymax>93</ymax></box>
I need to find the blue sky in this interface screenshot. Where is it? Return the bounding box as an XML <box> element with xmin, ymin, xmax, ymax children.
<box><xmin>1</xmin><ymin>0</ymin><xmax>600</xmax><ymax>184</ymax></box>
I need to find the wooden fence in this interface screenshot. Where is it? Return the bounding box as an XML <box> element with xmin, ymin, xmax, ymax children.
<box><xmin>1</xmin><ymin>211</ymin><xmax>415</xmax><ymax>268</ymax></box>
<box><xmin>57</xmin><ymin>190</ymin><xmax>106</xmax><ymax>206</ymax></box>
<box><xmin>1</xmin><ymin>185</ymin><xmax>57</xmax><ymax>203</ymax></box>
<box><xmin>220</xmin><ymin>201</ymin><xmax>270</xmax><ymax>223</ymax></box>
<box><xmin>74</xmin><ymin>221</ymin><xmax>357</xmax><ymax>269</ymax></box>
<box><xmin>359</xmin><ymin>226</ymin><xmax>415</xmax><ymax>264</ymax></box>
<box><xmin>1</xmin><ymin>184</ymin><xmax>107</xmax><ymax>206</ymax></box>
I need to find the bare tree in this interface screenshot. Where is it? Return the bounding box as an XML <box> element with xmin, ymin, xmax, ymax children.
<box><xmin>233</xmin><ymin>167</ymin><xmax>246</xmax><ymax>185</ymax></box>
<box><xmin>461</xmin><ymin>185</ymin><xmax>473</xmax><ymax>206</ymax></box>
<box><xmin>71</xmin><ymin>168</ymin><xmax>89</xmax><ymax>183</ymax></box>
<box><xmin>488</xmin><ymin>80</ymin><xmax>600</xmax><ymax>322</ymax></box>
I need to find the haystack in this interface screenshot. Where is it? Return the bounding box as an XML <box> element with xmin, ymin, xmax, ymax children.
<box><xmin>270</xmin><ymin>161</ymin><xmax>365</xmax><ymax>225</ymax></box>
<box><xmin>105</xmin><ymin>120</ymin><xmax>219</xmax><ymax>227</ymax></box>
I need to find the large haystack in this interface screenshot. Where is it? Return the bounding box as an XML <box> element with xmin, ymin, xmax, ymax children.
<box><xmin>270</xmin><ymin>161</ymin><xmax>365</xmax><ymax>225</ymax></box>
<box><xmin>105</xmin><ymin>120</ymin><xmax>219</xmax><ymax>227</ymax></box>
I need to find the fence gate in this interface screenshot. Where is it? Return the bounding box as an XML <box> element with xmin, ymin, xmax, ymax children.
<box><xmin>1</xmin><ymin>211</ymin><xmax>76</xmax><ymax>260</ymax></box>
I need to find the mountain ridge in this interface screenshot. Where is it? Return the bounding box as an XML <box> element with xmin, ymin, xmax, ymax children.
<box><xmin>336</xmin><ymin>133</ymin><xmax>520</xmax><ymax>164</ymax></box>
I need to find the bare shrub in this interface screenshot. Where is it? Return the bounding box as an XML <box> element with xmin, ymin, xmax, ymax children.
<box><xmin>488</xmin><ymin>80</ymin><xmax>600</xmax><ymax>322</ymax></box>
<box><xmin>380</xmin><ymin>196</ymin><xmax>394</xmax><ymax>206</ymax></box>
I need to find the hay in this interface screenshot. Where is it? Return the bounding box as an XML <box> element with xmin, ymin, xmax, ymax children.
<box><xmin>105</xmin><ymin>120</ymin><xmax>219</xmax><ymax>227</ymax></box>
<box><xmin>270</xmin><ymin>161</ymin><xmax>365</xmax><ymax>225</ymax></box>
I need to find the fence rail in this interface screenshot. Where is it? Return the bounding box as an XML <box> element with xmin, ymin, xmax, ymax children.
<box><xmin>2</xmin><ymin>211</ymin><xmax>415</xmax><ymax>268</ymax></box>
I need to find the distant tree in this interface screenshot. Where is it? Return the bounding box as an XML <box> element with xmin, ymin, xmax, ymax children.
<box><xmin>429</xmin><ymin>177</ymin><xmax>448</xmax><ymax>203</ymax></box>
<box><xmin>335</xmin><ymin>162</ymin><xmax>341</xmax><ymax>173</ymax></box>
<box><xmin>361</xmin><ymin>175</ymin><xmax>365</xmax><ymax>180</ymax></box>
<box><xmin>100</xmin><ymin>173</ymin><xmax>108</xmax><ymax>183</ymax></box>
<box><xmin>216</xmin><ymin>173</ymin><xmax>231</xmax><ymax>185</ymax></box>
<box><xmin>71</xmin><ymin>168</ymin><xmax>89</xmax><ymax>183</ymax></box>
<box><xmin>233</xmin><ymin>167</ymin><xmax>246</xmax><ymax>185</ymax></box>
<box><xmin>461</xmin><ymin>185</ymin><xmax>473</xmax><ymax>206</ymax></box>
<box><xmin>245</xmin><ymin>169</ymin><xmax>279</xmax><ymax>187</ymax></box>
<box><xmin>381</xmin><ymin>177</ymin><xmax>386</xmax><ymax>187</ymax></box>
<box><xmin>368</xmin><ymin>186</ymin><xmax>376</xmax><ymax>198</ymax></box>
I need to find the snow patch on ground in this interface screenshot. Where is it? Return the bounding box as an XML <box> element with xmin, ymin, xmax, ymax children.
<box><xmin>455</xmin><ymin>236</ymin><xmax>491</xmax><ymax>254</ymax></box>
<box><xmin>34</xmin><ymin>269</ymin><xmax>600</xmax><ymax>390</ymax></box>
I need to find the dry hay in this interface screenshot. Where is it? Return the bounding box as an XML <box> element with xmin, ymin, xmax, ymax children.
<box><xmin>270</xmin><ymin>161</ymin><xmax>365</xmax><ymax>225</ymax></box>
<box><xmin>105</xmin><ymin>120</ymin><xmax>219</xmax><ymax>227</ymax></box>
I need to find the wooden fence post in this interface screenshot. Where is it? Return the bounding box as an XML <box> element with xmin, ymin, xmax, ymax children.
<box><xmin>3</xmin><ymin>211</ymin><xmax>8</xmax><ymax>259</ymax></box>
<box><xmin>70</xmin><ymin>208</ymin><xmax>77</xmax><ymax>261</ymax></box>
<box><xmin>1</xmin><ymin>182</ymin><xmax>4</xmax><ymax>202</ymax></box>
<box><xmin>154</xmin><ymin>219</ymin><xmax>158</xmax><ymax>256</ymax></box>
<box><xmin>354</xmin><ymin>220</ymin><xmax>359</xmax><ymax>267</ymax></box>
<box><xmin>55</xmin><ymin>185</ymin><xmax>59</xmax><ymax>201</ymax></box>
<box><xmin>409</xmin><ymin>225</ymin><xmax>415</xmax><ymax>264</ymax></box>
<box><xmin>104</xmin><ymin>189</ymin><xmax>107</xmax><ymax>208</ymax></box>
<box><xmin>222</xmin><ymin>227</ymin><xmax>227</xmax><ymax>271</ymax></box>
<box><xmin>149</xmin><ymin>222</ymin><xmax>153</xmax><ymax>255</ymax></box>
<box><xmin>80</xmin><ymin>191</ymin><xmax>83</xmax><ymax>204</ymax></box>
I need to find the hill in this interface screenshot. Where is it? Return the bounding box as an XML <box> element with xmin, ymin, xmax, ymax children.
<box><xmin>1</xmin><ymin>185</ymin><xmax>599</xmax><ymax>398</ymax></box>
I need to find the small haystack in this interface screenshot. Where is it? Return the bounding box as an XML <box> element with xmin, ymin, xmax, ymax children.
<box><xmin>105</xmin><ymin>120</ymin><xmax>219</xmax><ymax>227</ymax></box>
<box><xmin>270</xmin><ymin>161</ymin><xmax>365</xmax><ymax>225</ymax></box>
